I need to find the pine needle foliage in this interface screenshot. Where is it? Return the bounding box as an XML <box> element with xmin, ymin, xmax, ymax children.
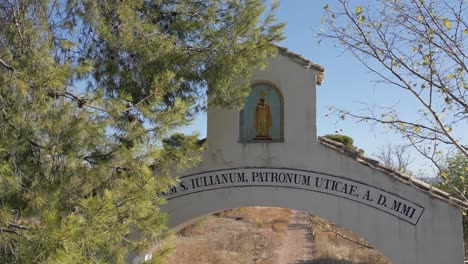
<box><xmin>0</xmin><ymin>0</ymin><xmax>284</xmax><ymax>263</ymax></box>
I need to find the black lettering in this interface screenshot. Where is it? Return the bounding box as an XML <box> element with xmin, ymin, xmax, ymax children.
<box><xmin>324</xmin><ymin>179</ymin><xmax>331</xmax><ymax>190</ymax></box>
<box><xmin>390</xmin><ymin>200</ymin><xmax>402</xmax><ymax>212</ymax></box>
<box><xmin>293</xmin><ymin>174</ymin><xmax>301</xmax><ymax>184</ymax></box>
<box><xmin>315</xmin><ymin>177</ymin><xmax>323</xmax><ymax>188</ymax></box>
<box><xmin>334</xmin><ymin>181</ymin><xmax>342</xmax><ymax>192</ymax></box>
<box><xmin>180</xmin><ymin>181</ymin><xmax>187</xmax><ymax>191</ymax></box>
<box><xmin>221</xmin><ymin>174</ymin><xmax>228</xmax><ymax>184</ymax></box>
<box><xmin>286</xmin><ymin>173</ymin><xmax>293</xmax><ymax>183</ymax></box>
<box><xmin>212</xmin><ymin>175</ymin><xmax>219</xmax><ymax>185</ymax></box>
<box><xmin>391</xmin><ymin>200</ymin><xmax>416</xmax><ymax>218</ymax></box>
<box><xmin>362</xmin><ymin>190</ymin><xmax>371</xmax><ymax>201</ymax></box>
<box><xmin>252</xmin><ymin>172</ymin><xmax>261</xmax><ymax>182</ymax></box>
<box><xmin>324</xmin><ymin>179</ymin><xmax>332</xmax><ymax>189</ymax></box>
<box><xmin>302</xmin><ymin>175</ymin><xmax>311</xmax><ymax>186</ymax></box>
<box><xmin>349</xmin><ymin>185</ymin><xmax>358</xmax><ymax>197</ymax></box>
<box><xmin>261</xmin><ymin>172</ymin><xmax>267</xmax><ymax>182</ymax></box>
<box><xmin>237</xmin><ymin>172</ymin><xmax>247</xmax><ymax>183</ymax></box>
<box><xmin>278</xmin><ymin>173</ymin><xmax>285</xmax><ymax>183</ymax></box>
<box><xmin>407</xmin><ymin>207</ymin><xmax>416</xmax><ymax>219</ymax></box>
<box><xmin>208</xmin><ymin>175</ymin><xmax>214</xmax><ymax>185</ymax></box>
<box><xmin>341</xmin><ymin>183</ymin><xmax>349</xmax><ymax>194</ymax></box>
<box><xmin>377</xmin><ymin>194</ymin><xmax>387</xmax><ymax>206</ymax></box>
<box><xmin>191</xmin><ymin>178</ymin><xmax>202</xmax><ymax>189</ymax></box>
<box><xmin>263</xmin><ymin>172</ymin><xmax>268</xmax><ymax>182</ymax></box>
<box><xmin>271</xmin><ymin>172</ymin><xmax>278</xmax><ymax>182</ymax></box>
<box><xmin>169</xmin><ymin>186</ymin><xmax>177</xmax><ymax>194</ymax></box>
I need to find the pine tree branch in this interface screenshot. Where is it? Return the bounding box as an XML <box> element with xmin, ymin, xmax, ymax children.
<box><xmin>8</xmin><ymin>223</ymin><xmax>29</xmax><ymax>231</ymax></box>
<box><xmin>0</xmin><ymin>59</ymin><xmax>15</xmax><ymax>72</ymax></box>
<box><xmin>0</xmin><ymin>227</ymin><xmax>21</xmax><ymax>236</ymax></box>
<box><xmin>48</xmin><ymin>89</ymin><xmax>110</xmax><ymax>114</ymax></box>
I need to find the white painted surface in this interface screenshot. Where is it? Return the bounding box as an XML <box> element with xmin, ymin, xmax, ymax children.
<box><xmin>143</xmin><ymin>54</ymin><xmax>464</xmax><ymax>264</ymax></box>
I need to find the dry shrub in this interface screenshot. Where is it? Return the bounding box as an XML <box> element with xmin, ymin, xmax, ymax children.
<box><xmin>177</xmin><ymin>216</ymin><xmax>210</xmax><ymax>237</ymax></box>
<box><xmin>218</xmin><ymin>207</ymin><xmax>292</xmax><ymax>240</ymax></box>
<box><xmin>164</xmin><ymin>210</ymin><xmax>284</xmax><ymax>264</ymax></box>
<box><xmin>167</xmin><ymin>208</ymin><xmax>390</xmax><ymax>264</ymax></box>
<box><xmin>311</xmin><ymin>216</ymin><xmax>390</xmax><ymax>264</ymax></box>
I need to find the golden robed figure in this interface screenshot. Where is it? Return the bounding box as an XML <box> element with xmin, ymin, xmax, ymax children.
<box><xmin>254</xmin><ymin>90</ymin><xmax>272</xmax><ymax>139</ymax></box>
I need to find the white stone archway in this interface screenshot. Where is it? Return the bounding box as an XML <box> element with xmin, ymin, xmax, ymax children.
<box><xmin>136</xmin><ymin>47</ymin><xmax>466</xmax><ymax>264</ymax></box>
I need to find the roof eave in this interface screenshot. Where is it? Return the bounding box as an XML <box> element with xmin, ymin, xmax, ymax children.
<box><xmin>318</xmin><ymin>136</ymin><xmax>468</xmax><ymax>211</ymax></box>
<box><xmin>274</xmin><ymin>45</ymin><xmax>326</xmax><ymax>86</ymax></box>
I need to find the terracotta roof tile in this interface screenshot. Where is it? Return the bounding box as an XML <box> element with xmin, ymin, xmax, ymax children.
<box><xmin>274</xmin><ymin>45</ymin><xmax>325</xmax><ymax>86</ymax></box>
<box><xmin>318</xmin><ymin>136</ymin><xmax>468</xmax><ymax>210</ymax></box>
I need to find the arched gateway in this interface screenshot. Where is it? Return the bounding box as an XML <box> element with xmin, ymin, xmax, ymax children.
<box><xmin>134</xmin><ymin>46</ymin><xmax>467</xmax><ymax>264</ymax></box>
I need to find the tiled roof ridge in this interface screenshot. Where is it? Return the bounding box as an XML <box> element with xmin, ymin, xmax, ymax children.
<box><xmin>318</xmin><ymin>136</ymin><xmax>468</xmax><ymax>210</ymax></box>
<box><xmin>274</xmin><ymin>45</ymin><xmax>325</xmax><ymax>85</ymax></box>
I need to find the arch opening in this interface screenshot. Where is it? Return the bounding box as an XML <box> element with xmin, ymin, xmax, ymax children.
<box><xmin>165</xmin><ymin>207</ymin><xmax>391</xmax><ymax>264</ymax></box>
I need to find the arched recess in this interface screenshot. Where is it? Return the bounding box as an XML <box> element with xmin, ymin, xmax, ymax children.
<box><xmin>239</xmin><ymin>81</ymin><xmax>284</xmax><ymax>143</ymax></box>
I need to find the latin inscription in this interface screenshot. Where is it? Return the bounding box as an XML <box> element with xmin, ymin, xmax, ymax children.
<box><xmin>159</xmin><ymin>168</ymin><xmax>424</xmax><ymax>225</ymax></box>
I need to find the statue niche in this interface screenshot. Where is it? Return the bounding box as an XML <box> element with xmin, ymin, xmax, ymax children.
<box><xmin>240</xmin><ymin>83</ymin><xmax>283</xmax><ymax>142</ymax></box>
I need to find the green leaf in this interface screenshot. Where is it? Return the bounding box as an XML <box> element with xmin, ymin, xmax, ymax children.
<box><xmin>324</xmin><ymin>4</ymin><xmax>329</xmax><ymax>10</ymax></box>
<box><xmin>464</xmin><ymin>29</ymin><xmax>468</xmax><ymax>34</ymax></box>
<box><xmin>355</xmin><ymin>6</ymin><xmax>362</xmax><ymax>15</ymax></box>
<box><xmin>358</xmin><ymin>15</ymin><xmax>366</xmax><ymax>24</ymax></box>
<box><xmin>443</xmin><ymin>18</ymin><xmax>451</xmax><ymax>29</ymax></box>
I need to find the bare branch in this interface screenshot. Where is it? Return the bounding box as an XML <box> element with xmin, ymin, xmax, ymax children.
<box><xmin>305</xmin><ymin>213</ymin><xmax>374</xmax><ymax>249</ymax></box>
<box><xmin>319</xmin><ymin>0</ymin><xmax>468</xmax><ymax>163</ymax></box>
<box><xmin>331</xmin><ymin>106</ymin><xmax>445</xmax><ymax>135</ymax></box>
<box><xmin>0</xmin><ymin>227</ymin><xmax>21</xmax><ymax>236</ymax></box>
<box><xmin>0</xmin><ymin>59</ymin><xmax>15</xmax><ymax>72</ymax></box>
<box><xmin>8</xmin><ymin>223</ymin><xmax>29</xmax><ymax>231</ymax></box>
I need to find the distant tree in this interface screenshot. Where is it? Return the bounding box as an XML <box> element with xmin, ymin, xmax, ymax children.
<box><xmin>375</xmin><ymin>144</ymin><xmax>413</xmax><ymax>174</ymax></box>
<box><xmin>319</xmin><ymin>0</ymin><xmax>467</xmax><ymax>170</ymax></box>
<box><xmin>436</xmin><ymin>152</ymin><xmax>468</xmax><ymax>257</ymax></box>
<box><xmin>324</xmin><ymin>134</ymin><xmax>355</xmax><ymax>148</ymax></box>
<box><xmin>0</xmin><ymin>0</ymin><xmax>284</xmax><ymax>263</ymax></box>
<box><xmin>323</xmin><ymin>134</ymin><xmax>364</xmax><ymax>155</ymax></box>
<box><xmin>438</xmin><ymin>152</ymin><xmax>468</xmax><ymax>202</ymax></box>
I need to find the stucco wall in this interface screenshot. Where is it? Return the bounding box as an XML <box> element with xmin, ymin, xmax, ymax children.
<box><xmin>154</xmin><ymin>54</ymin><xmax>464</xmax><ymax>264</ymax></box>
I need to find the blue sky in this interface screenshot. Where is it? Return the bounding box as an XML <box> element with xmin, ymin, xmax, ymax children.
<box><xmin>183</xmin><ymin>0</ymin><xmax>448</xmax><ymax>177</ymax></box>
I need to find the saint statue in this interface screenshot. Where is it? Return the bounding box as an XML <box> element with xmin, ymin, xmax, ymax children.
<box><xmin>254</xmin><ymin>90</ymin><xmax>272</xmax><ymax>139</ymax></box>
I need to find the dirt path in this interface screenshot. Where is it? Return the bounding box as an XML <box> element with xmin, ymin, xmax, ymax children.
<box><xmin>276</xmin><ymin>210</ymin><xmax>315</xmax><ymax>264</ymax></box>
